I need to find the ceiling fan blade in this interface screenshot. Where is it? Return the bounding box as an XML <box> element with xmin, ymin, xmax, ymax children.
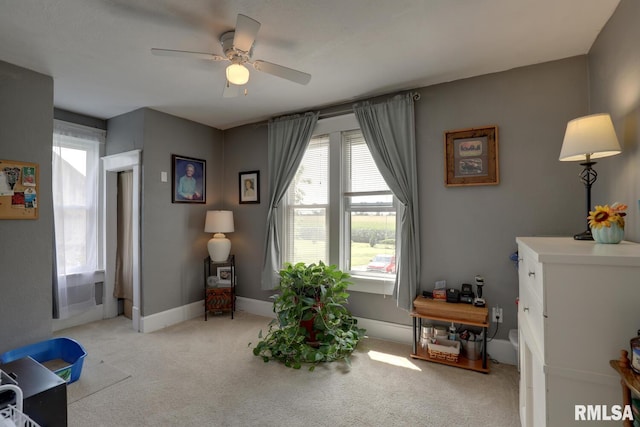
<box><xmin>151</xmin><ymin>48</ymin><xmax>226</xmax><ymax>61</ymax></box>
<box><xmin>233</xmin><ymin>14</ymin><xmax>261</xmax><ymax>53</ymax></box>
<box><xmin>222</xmin><ymin>80</ymin><xmax>241</xmax><ymax>98</ymax></box>
<box><xmin>253</xmin><ymin>60</ymin><xmax>311</xmax><ymax>85</ymax></box>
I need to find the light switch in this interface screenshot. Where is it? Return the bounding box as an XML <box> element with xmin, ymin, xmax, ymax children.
<box><xmin>161</xmin><ymin>171</ymin><xmax>167</xmax><ymax>182</ymax></box>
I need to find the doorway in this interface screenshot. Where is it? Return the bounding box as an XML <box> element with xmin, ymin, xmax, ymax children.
<box><xmin>115</xmin><ymin>170</ymin><xmax>134</xmax><ymax>318</ymax></box>
<box><xmin>102</xmin><ymin>150</ymin><xmax>141</xmax><ymax>331</ymax></box>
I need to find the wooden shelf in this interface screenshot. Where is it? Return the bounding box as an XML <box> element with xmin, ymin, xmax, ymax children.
<box><xmin>411</xmin><ymin>297</ymin><xmax>488</xmax><ymax>327</ymax></box>
<box><xmin>410</xmin><ymin>310</ymin><xmax>489</xmax><ymax>328</ymax></box>
<box><xmin>410</xmin><ymin>296</ymin><xmax>489</xmax><ymax>373</ymax></box>
<box><xmin>411</xmin><ymin>346</ymin><xmax>490</xmax><ymax>373</ymax></box>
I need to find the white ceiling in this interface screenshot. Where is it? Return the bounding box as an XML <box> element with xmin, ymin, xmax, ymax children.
<box><xmin>0</xmin><ymin>0</ymin><xmax>620</xmax><ymax>130</ymax></box>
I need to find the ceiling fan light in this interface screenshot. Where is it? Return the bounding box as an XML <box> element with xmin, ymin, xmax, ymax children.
<box><xmin>226</xmin><ymin>63</ymin><xmax>249</xmax><ymax>85</ymax></box>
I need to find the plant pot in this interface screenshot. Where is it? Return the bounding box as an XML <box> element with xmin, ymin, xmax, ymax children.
<box><xmin>300</xmin><ymin>317</ymin><xmax>319</xmax><ymax>347</ymax></box>
<box><xmin>591</xmin><ymin>223</ymin><xmax>624</xmax><ymax>244</ymax></box>
<box><xmin>300</xmin><ymin>303</ymin><xmax>323</xmax><ymax>347</ymax></box>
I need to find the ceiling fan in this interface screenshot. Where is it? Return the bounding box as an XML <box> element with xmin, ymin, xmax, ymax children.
<box><xmin>151</xmin><ymin>14</ymin><xmax>311</xmax><ymax>97</ymax></box>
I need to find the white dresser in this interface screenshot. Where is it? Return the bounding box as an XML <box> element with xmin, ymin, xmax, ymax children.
<box><xmin>516</xmin><ymin>237</ymin><xmax>640</xmax><ymax>427</ymax></box>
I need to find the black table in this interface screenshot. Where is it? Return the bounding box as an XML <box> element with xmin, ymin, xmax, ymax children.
<box><xmin>0</xmin><ymin>356</ymin><xmax>67</xmax><ymax>427</ymax></box>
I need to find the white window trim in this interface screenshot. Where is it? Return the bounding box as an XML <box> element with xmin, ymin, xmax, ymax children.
<box><xmin>282</xmin><ymin>113</ymin><xmax>397</xmax><ymax>295</ymax></box>
<box><xmin>348</xmin><ymin>274</ymin><xmax>396</xmax><ymax>295</ymax></box>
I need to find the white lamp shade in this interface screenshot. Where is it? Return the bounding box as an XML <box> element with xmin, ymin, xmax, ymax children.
<box><xmin>559</xmin><ymin>113</ymin><xmax>622</xmax><ymax>161</ymax></box>
<box><xmin>226</xmin><ymin>63</ymin><xmax>250</xmax><ymax>85</ymax></box>
<box><xmin>205</xmin><ymin>210</ymin><xmax>234</xmax><ymax>234</ymax></box>
<box><xmin>205</xmin><ymin>210</ymin><xmax>234</xmax><ymax>262</ymax></box>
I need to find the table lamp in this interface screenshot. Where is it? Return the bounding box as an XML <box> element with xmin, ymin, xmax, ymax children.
<box><xmin>559</xmin><ymin>113</ymin><xmax>621</xmax><ymax>240</ymax></box>
<box><xmin>205</xmin><ymin>210</ymin><xmax>234</xmax><ymax>261</ymax></box>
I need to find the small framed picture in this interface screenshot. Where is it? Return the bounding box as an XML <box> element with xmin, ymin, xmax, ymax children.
<box><xmin>172</xmin><ymin>154</ymin><xmax>206</xmax><ymax>203</ymax></box>
<box><xmin>444</xmin><ymin>126</ymin><xmax>499</xmax><ymax>187</ymax></box>
<box><xmin>217</xmin><ymin>266</ymin><xmax>233</xmax><ymax>285</ymax></box>
<box><xmin>239</xmin><ymin>170</ymin><xmax>259</xmax><ymax>204</ymax></box>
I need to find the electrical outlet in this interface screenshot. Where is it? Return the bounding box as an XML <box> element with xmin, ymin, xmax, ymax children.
<box><xmin>492</xmin><ymin>306</ymin><xmax>503</xmax><ymax>323</ymax></box>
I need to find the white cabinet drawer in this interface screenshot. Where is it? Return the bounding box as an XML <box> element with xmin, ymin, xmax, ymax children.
<box><xmin>518</xmin><ymin>245</ymin><xmax>544</xmax><ymax>308</ymax></box>
<box><xmin>519</xmin><ymin>276</ymin><xmax>544</xmax><ymax>353</ymax></box>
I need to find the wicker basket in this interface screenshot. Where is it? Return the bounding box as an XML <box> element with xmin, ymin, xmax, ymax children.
<box><xmin>427</xmin><ymin>339</ymin><xmax>460</xmax><ymax>363</ymax></box>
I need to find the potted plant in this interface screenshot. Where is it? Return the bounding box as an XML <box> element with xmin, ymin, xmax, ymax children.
<box><xmin>252</xmin><ymin>261</ymin><xmax>366</xmax><ymax>370</ymax></box>
<box><xmin>588</xmin><ymin>203</ymin><xmax>627</xmax><ymax>244</ymax></box>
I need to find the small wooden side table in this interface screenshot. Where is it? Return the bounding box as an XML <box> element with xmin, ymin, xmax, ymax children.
<box><xmin>410</xmin><ymin>296</ymin><xmax>489</xmax><ymax>373</ymax></box>
<box><xmin>204</xmin><ymin>255</ymin><xmax>236</xmax><ymax>319</ymax></box>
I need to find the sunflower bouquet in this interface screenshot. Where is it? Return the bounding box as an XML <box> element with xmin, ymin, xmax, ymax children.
<box><xmin>588</xmin><ymin>203</ymin><xmax>627</xmax><ymax>229</ymax></box>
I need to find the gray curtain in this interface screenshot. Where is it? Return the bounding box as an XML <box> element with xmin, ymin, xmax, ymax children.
<box><xmin>353</xmin><ymin>93</ymin><xmax>420</xmax><ymax>311</ymax></box>
<box><xmin>52</xmin><ymin>228</ymin><xmax>60</xmax><ymax>318</ymax></box>
<box><xmin>261</xmin><ymin>112</ymin><xmax>319</xmax><ymax>289</ymax></box>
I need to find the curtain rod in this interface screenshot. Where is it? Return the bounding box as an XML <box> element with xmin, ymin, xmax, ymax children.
<box><xmin>318</xmin><ymin>92</ymin><xmax>421</xmax><ymax>120</ymax></box>
<box><xmin>259</xmin><ymin>92</ymin><xmax>422</xmax><ymax>126</ymax></box>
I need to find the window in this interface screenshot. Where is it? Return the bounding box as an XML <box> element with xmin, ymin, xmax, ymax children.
<box><xmin>283</xmin><ymin>114</ymin><xmax>397</xmax><ymax>293</ymax></box>
<box><xmin>284</xmin><ymin>135</ymin><xmax>329</xmax><ymax>264</ymax></box>
<box><xmin>342</xmin><ymin>129</ymin><xmax>396</xmax><ymax>278</ymax></box>
<box><xmin>52</xmin><ymin>120</ymin><xmax>104</xmax><ymax>318</ymax></box>
<box><xmin>53</xmin><ymin>124</ymin><xmax>101</xmax><ymax>273</ymax></box>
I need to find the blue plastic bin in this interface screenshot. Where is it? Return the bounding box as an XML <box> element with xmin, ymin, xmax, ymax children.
<box><xmin>0</xmin><ymin>337</ymin><xmax>87</xmax><ymax>383</ymax></box>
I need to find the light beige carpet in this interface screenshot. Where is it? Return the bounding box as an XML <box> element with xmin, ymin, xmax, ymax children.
<box><xmin>67</xmin><ymin>356</ymin><xmax>131</xmax><ymax>404</ymax></box>
<box><xmin>56</xmin><ymin>312</ymin><xmax>519</xmax><ymax>427</ymax></box>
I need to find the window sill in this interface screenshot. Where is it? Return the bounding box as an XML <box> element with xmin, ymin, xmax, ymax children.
<box><xmin>348</xmin><ymin>274</ymin><xmax>395</xmax><ymax>295</ymax></box>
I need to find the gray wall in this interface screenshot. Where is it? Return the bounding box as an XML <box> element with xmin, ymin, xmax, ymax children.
<box><xmin>414</xmin><ymin>57</ymin><xmax>588</xmax><ymax>336</ymax></box>
<box><xmin>223</xmin><ymin>56</ymin><xmax>589</xmax><ymax>338</ymax></box>
<box><xmin>0</xmin><ymin>61</ymin><xmax>54</xmax><ymax>353</ymax></box>
<box><xmin>106</xmin><ymin>108</ymin><xmax>224</xmax><ymax>316</ymax></box>
<box><xmin>106</xmin><ymin>108</ymin><xmax>145</xmax><ymax>155</ymax></box>
<box><xmin>54</xmin><ymin>108</ymin><xmax>106</xmax><ymax>130</ymax></box>
<box><xmin>222</xmin><ymin>123</ymin><xmax>270</xmax><ymax>302</ymax></box>
<box><xmin>588</xmin><ymin>0</ymin><xmax>640</xmax><ymax>243</ymax></box>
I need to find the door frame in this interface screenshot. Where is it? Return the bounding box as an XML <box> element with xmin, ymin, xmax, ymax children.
<box><xmin>102</xmin><ymin>150</ymin><xmax>141</xmax><ymax>331</ymax></box>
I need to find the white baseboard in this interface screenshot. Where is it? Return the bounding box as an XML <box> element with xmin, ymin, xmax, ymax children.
<box><xmin>235</xmin><ymin>296</ymin><xmax>517</xmax><ymax>365</ymax></box>
<box><xmin>236</xmin><ymin>296</ymin><xmax>276</xmax><ymax>318</ymax></box>
<box><xmin>355</xmin><ymin>317</ymin><xmax>413</xmax><ymax>344</ymax></box>
<box><xmin>488</xmin><ymin>337</ymin><xmax>517</xmax><ymax>366</ymax></box>
<box><xmin>140</xmin><ymin>300</ymin><xmax>203</xmax><ymax>333</ymax></box>
<box><xmin>54</xmin><ymin>300</ymin><xmax>204</xmax><ymax>334</ymax></box>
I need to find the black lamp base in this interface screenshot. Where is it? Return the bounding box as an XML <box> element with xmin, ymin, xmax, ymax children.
<box><xmin>574</xmin><ymin>229</ymin><xmax>593</xmax><ymax>241</ymax></box>
<box><xmin>574</xmin><ymin>158</ymin><xmax>597</xmax><ymax>242</ymax></box>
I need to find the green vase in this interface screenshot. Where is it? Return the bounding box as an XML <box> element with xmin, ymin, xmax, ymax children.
<box><xmin>591</xmin><ymin>223</ymin><xmax>624</xmax><ymax>244</ymax></box>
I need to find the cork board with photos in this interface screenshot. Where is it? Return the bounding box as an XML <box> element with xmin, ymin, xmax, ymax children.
<box><xmin>0</xmin><ymin>159</ymin><xmax>39</xmax><ymax>219</ymax></box>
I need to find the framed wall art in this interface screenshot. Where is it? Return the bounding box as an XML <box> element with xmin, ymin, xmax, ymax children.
<box><xmin>444</xmin><ymin>126</ymin><xmax>499</xmax><ymax>187</ymax></box>
<box><xmin>172</xmin><ymin>154</ymin><xmax>206</xmax><ymax>203</ymax></box>
<box><xmin>239</xmin><ymin>170</ymin><xmax>259</xmax><ymax>204</ymax></box>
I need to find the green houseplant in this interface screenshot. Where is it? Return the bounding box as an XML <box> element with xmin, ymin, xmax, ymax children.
<box><xmin>252</xmin><ymin>261</ymin><xmax>366</xmax><ymax>370</ymax></box>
